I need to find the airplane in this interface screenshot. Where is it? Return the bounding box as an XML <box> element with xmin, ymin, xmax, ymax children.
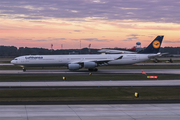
<box><xmin>98</xmin><ymin>48</ymin><xmax>137</xmax><ymax>54</ymax></box>
<box><xmin>98</xmin><ymin>45</ymin><xmax>137</xmax><ymax>54</ymax></box>
<box><xmin>11</xmin><ymin>35</ymin><xmax>164</xmax><ymax>72</ymax></box>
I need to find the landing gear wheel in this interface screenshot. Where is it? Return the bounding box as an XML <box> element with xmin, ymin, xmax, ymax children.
<box><xmin>88</xmin><ymin>69</ymin><xmax>93</xmax><ymax>71</ymax></box>
<box><xmin>23</xmin><ymin>68</ymin><xmax>26</xmax><ymax>72</ymax></box>
<box><xmin>88</xmin><ymin>68</ymin><xmax>98</xmax><ymax>72</ymax></box>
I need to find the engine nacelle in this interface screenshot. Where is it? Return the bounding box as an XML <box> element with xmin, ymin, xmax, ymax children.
<box><xmin>68</xmin><ymin>64</ymin><xmax>81</xmax><ymax>70</ymax></box>
<box><xmin>84</xmin><ymin>62</ymin><xmax>97</xmax><ymax>69</ymax></box>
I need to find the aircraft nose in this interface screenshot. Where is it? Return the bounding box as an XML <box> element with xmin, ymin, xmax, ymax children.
<box><xmin>11</xmin><ymin>60</ymin><xmax>15</xmax><ymax>64</ymax></box>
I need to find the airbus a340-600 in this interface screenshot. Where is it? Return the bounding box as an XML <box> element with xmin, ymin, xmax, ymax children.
<box><xmin>11</xmin><ymin>36</ymin><xmax>164</xmax><ymax>72</ymax></box>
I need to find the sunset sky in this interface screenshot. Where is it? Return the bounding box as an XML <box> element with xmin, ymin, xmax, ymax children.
<box><xmin>0</xmin><ymin>0</ymin><xmax>180</xmax><ymax>49</ymax></box>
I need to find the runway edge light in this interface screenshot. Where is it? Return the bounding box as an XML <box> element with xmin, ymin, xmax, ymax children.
<box><xmin>135</xmin><ymin>92</ymin><xmax>139</xmax><ymax>98</ymax></box>
<box><xmin>63</xmin><ymin>77</ymin><xmax>66</xmax><ymax>80</ymax></box>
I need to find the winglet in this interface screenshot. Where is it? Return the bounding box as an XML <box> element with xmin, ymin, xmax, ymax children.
<box><xmin>140</xmin><ymin>36</ymin><xmax>164</xmax><ymax>54</ymax></box>
<box><xmin>115</xmin><ymin>56</ymin><xmax>123</xmax><ymax>60</ymax></box>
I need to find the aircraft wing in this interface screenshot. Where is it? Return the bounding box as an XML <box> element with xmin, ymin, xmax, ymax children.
<box><xmin>72</xmin><ymin>56</ymin><xmax>123</xmax><ymax>64</ymax></box>
<box><xmin>98</xmin><ymin>49</ymin><xmax>136</xmax><ymax>54</ymax></box>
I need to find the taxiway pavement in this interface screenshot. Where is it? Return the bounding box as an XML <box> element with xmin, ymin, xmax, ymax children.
<box><xmin>0</xmin><ymin>80</ymin><xmax>180</xmax><ymax>88</ymax></box>
<box><xmin>1</xmin><ymin>69</ymin><xmax>180</xmax><ymax>75</ymax></box>
<box><xmin>0</xmin><ymin>104</ymin><xmax>180</xmax><ymax>120</ymax></box>
<box><xmin>0</xmin><ymin>63</ymin><xmax>13</xmax><ymax>66</ymax></box>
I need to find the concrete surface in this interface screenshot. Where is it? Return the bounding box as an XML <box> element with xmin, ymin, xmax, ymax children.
<box><xmin>0</xmin><ymin>80</ymin><xmax>180</xmax><ymax>87</ymax></box>
<box><xmin>0</xmin><ymin>104</ymin><xmax>179</xmax><ymax>120</ymax></box>
<box><xmin>1</xmin><ymin>69</ymin><xmax>180</xmax><ymax>75</ymax></box>
<box><xmin>0</xmin><ymin>63</ymin><xmax>13</xmax><ymax>66</ymax></box>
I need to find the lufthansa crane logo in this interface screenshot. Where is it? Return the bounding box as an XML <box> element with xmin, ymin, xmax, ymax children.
<box><xmin>153</xmin><ymin>40</ymin><xmax>160</xmax><ymax>49</ymax></box>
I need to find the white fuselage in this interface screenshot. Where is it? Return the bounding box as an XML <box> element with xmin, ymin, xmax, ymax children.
<box><xmin>11</xmin><ymin>53</ymin><xmax>154</xmax><ymax>68</ymax></box>
<box><xmin>10</xmin><ymin>35</ymin><xmax>164</xmax><ymax>71</ymax></box>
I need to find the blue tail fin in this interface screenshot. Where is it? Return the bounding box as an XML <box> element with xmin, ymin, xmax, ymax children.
<box><xmin>140</xmin><ymin>36</ymin><xmax>164</xmax><ymax>54</ymax></box>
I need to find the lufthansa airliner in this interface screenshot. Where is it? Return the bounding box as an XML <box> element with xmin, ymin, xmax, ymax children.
<box><xmin>11</xmin><ymin>36</ymin><xmax>164</xmax><ymax>71</ymax></box>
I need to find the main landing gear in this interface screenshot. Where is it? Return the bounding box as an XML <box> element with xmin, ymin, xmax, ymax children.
<box><xmin>22</xmin><ymin>68</ymin><xmax>26</xmax><ymax>72</ymax></box>
<box><xmin>88</xmin><ymin>68</ymin><xmax>98</xmax><ymax>72</ymax></box>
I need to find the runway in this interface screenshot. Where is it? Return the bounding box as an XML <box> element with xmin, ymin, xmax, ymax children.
<box><xmin>0</xmin><ymin>104</ymin><xmax>180</xmax><ymax>120</ymax></box>
<box><xmin>1</xmin><ymin>69</ymin><xmax>180</xmax><ymax>75</ymax></box>
<box><xmin>0</xmin><ymin>63</ymin><xmax>13</xmax><ymax>66</ymax></box>
<box><xmin>0</xmin><ymin>80</ymin><xmax>180</xmax><ymax>88</ymax></box>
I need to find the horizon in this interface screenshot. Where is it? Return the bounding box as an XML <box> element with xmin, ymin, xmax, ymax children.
<box><xmin>1</xmin><ymin>44</ymin><xmax>180</xmax><ymax>51</ymax></box>
<box><xmin>0</xmin><ymin>0</ymin><xmax>180</xmax><ymax>49</ymax></box>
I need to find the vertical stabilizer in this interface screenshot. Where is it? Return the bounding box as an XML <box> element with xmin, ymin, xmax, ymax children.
<box><xmin>140</xmin><ymin>36</ymin><xmax>164</xmax><ymax>54</ymax></box>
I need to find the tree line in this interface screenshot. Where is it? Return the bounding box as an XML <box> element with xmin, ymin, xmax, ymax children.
<box><xmin>0</xmin><ymin>45</ymin><xmax>179</xmax><ymax>57</ymax></box>
<box><xmin>0</xmin><ymin>46</ymin><xmax>99</xmax><ymax>57</ymax></box>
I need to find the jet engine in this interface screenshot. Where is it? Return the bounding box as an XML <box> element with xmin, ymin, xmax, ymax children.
<box><xmin>68</xmin><ymin>64</ymin><xmax>81</xmax><ymax>70</ymax></box>
<box><xmin>84</xmin><ymin>62</ymin><xmax>97</xmax><ymax>68</ymax></box>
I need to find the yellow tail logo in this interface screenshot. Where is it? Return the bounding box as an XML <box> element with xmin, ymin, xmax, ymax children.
<box><xmin>153</xmin><ymin>40</ymin><xmax>160</xmax><ymax>49</ymax></box>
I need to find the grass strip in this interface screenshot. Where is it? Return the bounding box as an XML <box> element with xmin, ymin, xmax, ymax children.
<box><xmin>0</xmin><ymin>88</ymin><xmax>179</xmax><ymax>102</ymax></box>
<box><xmin>0</xmin><ymin>74</ymin><xmax>180</xmax><ymax>81</ymax></box>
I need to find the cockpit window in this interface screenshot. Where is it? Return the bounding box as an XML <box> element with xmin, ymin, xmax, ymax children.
<box><xmin>14</xmin><ymin>59</ymin><xmax>17</xmax><ymax>60</ymax></box>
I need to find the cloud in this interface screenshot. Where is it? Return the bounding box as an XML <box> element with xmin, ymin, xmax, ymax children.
<box><xmin>70</xmin><ymin>39</ymin><xmax>79</xmax><ymax>41</ymax></box>
<box><xmin>80</xmin><ymin>38</ymin><xmax>113</xmax><ymax>42</ymax></box>
<box><xmin>50</xmin><ymin>38</ymin><xmax>67</xmax><ymax>41</ymax></box>
<box><xmin>127</xmin><ymin>34</ymin><xmax>142</xmax><ymax>37</ymax></box>
<box><xmin>59</xmin><ymin>38</ymin><xmax>67</xmax><ymax>40</ymax></box>
<box><xmin>70</xmin><ymin>38</ymin><xmax>113</xmax><ymax>42</ymax></box>
<box><xmin>74</xmin><ymin>30</ymin><xmax>81</xmax><ymax>32</ymax></box>
<box><xmin>0</xmin><ymin>0</ymin><xmax>180</xmax><ymax>23</ymax></box>
<box><xmin>123</xmin><ymin>34</ymin><xmax>141</xmax><ymax>41</ymax></box>
<box><xmin>24</xmin><ymin>37</ymin><xmax>67</xmax><ymax>42</ymax></box>
<box><xmin>25</xmin><ymin>39</ymin><xmax>32</xmax><ymax>41</ymax></box>
<box><xmin>24</xmin><ymin>39</ymin><xmax>48</xmax><ymax>42</ymax></box>
<box><xmin>0</xmin><ymin>38</ymin><xmax>9</xmax><ymax>41</ymax></box>
<box><xmin>35</xmin><ymin>40</ymin><xmax>48</xmax><ymax>42</ymax></box>
<box><xmin>163</xmin><ymin>40</ymin><xmax>180</xmax><ymax>43</ymax></box>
